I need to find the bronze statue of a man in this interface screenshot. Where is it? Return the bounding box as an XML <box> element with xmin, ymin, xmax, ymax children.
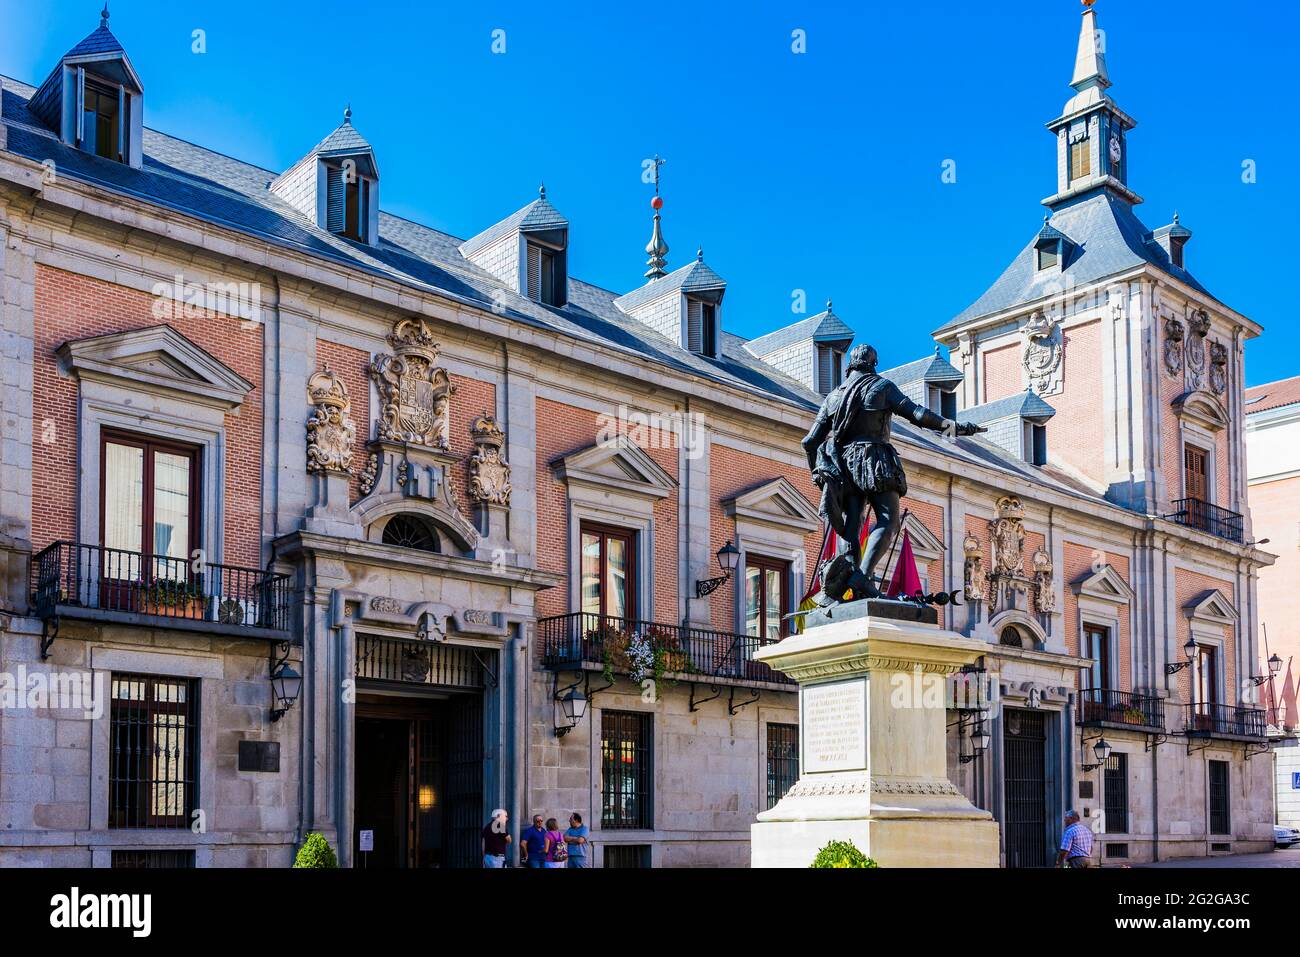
<box><xmin>802</xmin><ymin>344</ymin><xmax>984</xmax><ymax>602</ymax></box>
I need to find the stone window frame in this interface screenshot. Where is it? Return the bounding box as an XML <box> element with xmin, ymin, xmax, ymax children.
<box><xmin>57</xmin><ymin>326</ymin><xmax>254</xmax><ymax>567</ymax></box>
<box><xmin>553</xmin><ymin>438</ymin><xmax>676</xmax><ymax>623</ymax></box>
<box><xmin>721</xmin><ymin>477</ymin><xmax>820</xmax><ymax>637</ymax></box>
<box><xmin>86</xmin><ymin>646</ymin><xmax>224</xmax><ymax>864</ymax></box>
<box><xmin>1072</xmin><ymin>564</ymin><xmax>1133</xmax><ymax>692</ymax></box>
<box><xmin>1184</xmin><ymin>589</ymin><xmax>1238</xmax><ymax>708</ymax></box>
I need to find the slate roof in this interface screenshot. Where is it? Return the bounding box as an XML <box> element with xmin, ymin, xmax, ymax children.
<box><xmin>744</xmin><ymin>309</ymin><xmax>854</xmax><ymax>357</ymax></box>
<box><xmin>0</xmin><ymin>69</ymin><xmax>1124</xmax><ymax>518</ymax></box>
<box><xmin>936</xmin><ymin>190</ymin><xmax>1220</xmax><ymax>336</ymax></box>
<box><xmin>312</xmin><ymin>118</ymin><xmax>373</xmax><ymax>157</ymax></box>
<box><xmin>460</xmin><ymin>194</ymin><xmax>569</xmax><ymax>257</ymax></box>
<box><xmin>65</xmin><ymin>24</ymin><xmax>126</xmax><ymax>59</ymax></box>
<box><xmin>878</xmin><ymin>349</ymin><xmax>964</xmax><ymax>389</ymax></box>
<box><xmin>1245</xmin><ymin>376</ymin><xmax>1300</xmax><ymax>415</ymax></box>
<box><xmin>613</xmin><ymin>258</ymin><xmax>726</xmax><ymax>312</ymax></box>
<box><xmin>962</xmin><ymin>389</ymin><xmax>1057</xmax><ymax>425</ymax></box>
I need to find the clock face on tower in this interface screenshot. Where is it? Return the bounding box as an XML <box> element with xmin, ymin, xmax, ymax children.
<box><xmin>1109</xmin><ymin>132</ymin><xmax>1123</xmax><ymax>167</ymax></box>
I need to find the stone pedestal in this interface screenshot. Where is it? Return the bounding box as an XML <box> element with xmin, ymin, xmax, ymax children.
<box><xmin>751</xmin><ymin>604</ymin><xmax>999</xmax><ymax>868</ymax></box>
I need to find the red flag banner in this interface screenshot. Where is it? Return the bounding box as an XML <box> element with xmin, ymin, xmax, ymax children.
<box><xmin>885</xmin><ymin>529</ymin><xmax>923</xmax><ymax>599</ymax></box>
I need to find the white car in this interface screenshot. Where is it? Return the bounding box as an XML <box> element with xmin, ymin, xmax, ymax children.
<box><xmin>1275</xmin><ymin>825</ymin><xmax>1300</xmax><ymax>848</ymax></box>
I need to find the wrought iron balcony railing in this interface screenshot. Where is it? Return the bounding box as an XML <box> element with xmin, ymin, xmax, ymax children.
<box><xmin>1077</xmin><ymin>687</ymin><xmax>1164</xmax><ymax>731</ymax></box>
<box><xmin>31</xmin><ymin>541</ymin><xmax>292</xmax><ymax>637</ymax></box>
<box><xmin>1182</xmin><ymin>702</ymin><xmax>1268</xmax><ymax>740</ymax></box>
<box><xmin>1167</xmin><ymin>498</ymin><xmax>1244</xmax><ymax>544</ymax></box>
<box><xmin>539</xmin><ymin>612</ymin><xmax>795</xmax><ymax>688</ymax></box>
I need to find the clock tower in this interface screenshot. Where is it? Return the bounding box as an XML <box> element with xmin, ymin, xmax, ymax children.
<box><xmin>1044</xmin><ymin>0</ymin><xmax>1140</xmax><ymax>209</ymax></box>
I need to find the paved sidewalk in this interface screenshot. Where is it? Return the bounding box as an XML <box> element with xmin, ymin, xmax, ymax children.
<box><xmin>1137</xmin><ymin>847</ymin><xmax>1300</xmax><ymax>868</ymax></box>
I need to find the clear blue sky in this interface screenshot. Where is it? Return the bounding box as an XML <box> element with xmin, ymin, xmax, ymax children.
<box><xmin>2</xmin><ymin>0</ymin><xmax>1295</xmax><ymax>385</ymax></box>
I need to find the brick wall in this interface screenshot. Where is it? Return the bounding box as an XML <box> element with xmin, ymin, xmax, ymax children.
<box><xmin>315</xmin><ymin>339</ymin><xmax>370</xmax><ymax>503</ymax></box>
<box><xmin>533</xmin><ymin>397</ymin><xmax>678</xmax><ymax>622</ymax></box>
<box><xmin>981</xmin><ymin>342</ymin><xmax>1020</xmax><ymax>403</ymax></box>
<box><xmin>449</xmin><ymin>373</ymin><xmax>497</xmax><ymax>521</ymax></box>
<box><xmin>708</xmin><ymin>444</ymin><xmax>820</xmax><ymax>633</ymax></box>
<box><xmin>32</xmin><ymin>266</ymin><xmax>264</xmax><ymax>568</ymax></box>
<box><xmin>1250</xmin><ymin>474</ymin><xmax>1300</xmax><ymax>712</ymax></box>
<box><xmin>1048</xmin><ymin>319</ymin><xmax>1104</xmax><ymax>486</ymax></box>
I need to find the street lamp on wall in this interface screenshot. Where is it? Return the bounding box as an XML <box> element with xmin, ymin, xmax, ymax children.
<box><xmin>553</xmin><ymin>677</ymin><xmax>589</xmax><ymax>738</ymax></box>
<box><xmin>958</xmin><ymin>709</ymin><xmax>991</xmax><ymax>765</ymax></box>
<box><xmin>695</xmin><ymin>540</ymin><xmax>741</xmax><ymax>598</ymax></box>
<box><xmin>269</xmin><ymin>642</ymin><xmax>302</xmax><ymax>722</ymax></box>
<box><xmin>1251</xmin><ymin>653</ymin><xmax>1284</xmax><ymax>686</ymax></box>
<box><xmin>1081</xmin><ymin>736</ymin><xmax>1112</xmax><ymax>772</ymax></box>
<box><xmin>1165</xmin><ymin>637</ymin><xmax>1198</xmax><ymax>676</ymax></box>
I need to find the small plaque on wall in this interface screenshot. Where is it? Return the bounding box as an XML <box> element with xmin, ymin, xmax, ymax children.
<box><xmin>238</xmin><ymin>740</ymin><xmax>281</xmax><ymax>773</ymax></box>
<box><xmin>1079</xmin><ymin>780</ymin><xmax>1094</xmax><ymax>799</ymax></box>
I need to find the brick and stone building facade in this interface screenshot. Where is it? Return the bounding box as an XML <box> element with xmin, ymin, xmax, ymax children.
<box><xmin>0</xmin><ymin>5</ymin><xmax>1277</xmax><ymax>868</ymax></box>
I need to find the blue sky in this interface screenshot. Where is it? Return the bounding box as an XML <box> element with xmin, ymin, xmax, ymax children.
<box><xmin>2</xmin><ymin>0</ymin><xmax>1295</xmax><ymax>385</ymax></box>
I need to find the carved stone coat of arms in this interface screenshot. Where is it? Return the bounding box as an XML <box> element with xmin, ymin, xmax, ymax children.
<box><xmin>371</xmin><ymin>318</ymin><xmax>453</xmax><ymax>449</ymax></box>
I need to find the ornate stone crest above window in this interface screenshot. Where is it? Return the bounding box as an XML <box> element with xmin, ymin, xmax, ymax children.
<box><xmin>615</xmin><ymin>251</ymin><xmax>726</xmax><ymax>359</ymax></box>
<box><xmin>270</xmin><ymin>106</ymin><xmax>379</xmax><ymax>244</ymax></box>
<box><xmin>305</xmin><ymin>367</ymin><xmax>356</xmax><ymax>475</ymax></box>
<box><xmin>1172</xmin><ymin>388</ymin><xmax>1229</xmax><ymax>433</ymax></box>
<box><xmin>1021</xmin><ymin>311</ymin><xmax>1064</xmax><ymax>396</ymax></box>
<box><xmin>348</xmin><ymin>317</ymin><xmax>478</xmax><ymax>555</ymax></box>
<box><xmin>460</xmin><ymin>185</ymin><xmax>569</xmax><ymax>307</ymax></box>
<box><xmin>468</xmin><ymin>415</ymin><xmax>511</xmax><ymax>508</ymax></box>
<box><xmin>28</xmin><ymin>7</ymin><xmax>144</xmax><ymax>167</ymax></box>
<box><xmin>744</xmin><ymin>302</ymin><xmax>854</xmax><ymax>395</ymax></box>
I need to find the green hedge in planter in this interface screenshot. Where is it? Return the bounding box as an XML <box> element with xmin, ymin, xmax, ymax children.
<box><xmin>810</xmin><ymin>839</ymin><xmax>878</xmax><ymax>868</ymax></box>
<box><xmin>293</xmin><ymin>832</ymin><xmax>338</xmax><ymax>868</ymax></box>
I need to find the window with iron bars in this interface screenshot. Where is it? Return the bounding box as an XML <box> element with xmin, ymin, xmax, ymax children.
<box><xmin>1103</xmin><ymin>752</ymin><xmax>1128</xmax><ymax>834</ymax></box>
<box><xmin>111</xmin><ymin>849</ymin><xmax>196</xmax><ymax>868</ymax></box>
<box><xmin>766</xmin><ymin>723</ymin><xmax>798</xmax><ymax>810</ymax></box>
<box><xmin>109</xmin><ymin>674</ymin><xmax>199</xmax><ymax>829</ymax></box>
<box><xmin>601</xmin><ymin>710</ymin><xmax>652</xmax><ymax>829</ymax></box>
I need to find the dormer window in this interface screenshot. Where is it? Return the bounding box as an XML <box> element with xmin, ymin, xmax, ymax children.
<box><xmin>1037</xmin><ymin>244</ymin><xmax>1059</xmax><ymax>271</ymax></box>
<box><xmin>687</xmin><ymin>298</ymin><xmax>717</xmax><ymax>357</ymax></box>
<box><xmin>927</xmin><ymin>384</ymin><xmax>957</xmax><ymax>419</ymax></box>
<box><xmin>527</xmin><ymin>240</ymin><xmax>562</xmax><ymax>306</ymax></box>
<box><xmin>1023</xmin><ymin>421</ymin><xmax>1048</xmax><ymax>466</ymax></box>
<box><xmin>326</xmin><ymin>163</ymin><xmax>371</xmax><ymax>242</ymax></box>
<box><xmin>81</xmin><ymin>78</ymin><xmax>125</xmax><ymax>162</ymax></box>
<box><xmin>817</xmin><ymin>344</ymin><xmax>844</xmax><ymax>394</ymax></box>
<box><xmin>1169</xmin><ymin>236</ymin><xmax>1187</xmax><ymax>269</ymax></box>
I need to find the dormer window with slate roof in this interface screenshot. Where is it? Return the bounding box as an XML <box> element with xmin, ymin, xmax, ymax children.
<box><xmin>745</xmin><ymin>301</ymin><xmax>854</xmax><ymax>396</ymax></box>
<box><xmin>615</xmin><ymin>247</ymin><xmax>726</xmax><ymax>358</ymax></box>
<box><xmin>877</xmin><ymin>347</ymin><xmax>963</xmax><ymax>415</ymax></box>
<box><xmin>686</xmin><ymin>295</ymin><xmax>719</xmax><ymax>357</ymax></box>
<box><xmin>961</xmin><ymin>389</ymin><xmax>1057</xmax><ymax>467</ymax></box>
<box><xmin>28</xmin><ymin>8</ymin><xmax>144</xmax><ymax>168</ymax></box>
<box><xmin>1034</xmin><ymin>217</ymin><xmax>1073</xmax><ymax>272</ymax></box>
<box><xmin>271</xmin><ymin>107</ymin><xmax>380</xmax><ymax>246</ymax></box>
<box><xmin>461</xmin><ymin>186</ymin><xmax>569</xmax><ymax>307</ymax></box>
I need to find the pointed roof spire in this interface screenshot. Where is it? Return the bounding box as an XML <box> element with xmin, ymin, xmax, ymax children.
<box><xmin>1070</xmin><ymin>0</ymin><xmax>1110</xmax><ymax>95</ymax></box>
<box><xmin>539</xmin><ymin>181</ymin><xmax>547</xmax><ymax>199</ymax></box>
<box><xmin>696</xmin><ymin>246</ymin><xmax>704</xmax><ymax>261</ymax></box>
<box><xmin>101</xmin><ymin>3</ymin><xmax>110</xmax><ymax>27</ymax></box>
<box><xmin>644</xmin><ymin>154</ymin><xmax>669</xmax><ymax>279</ymax></box>
<box><xmin>343</xmin><ymin>103</ymin><xmax>352</xmax><ymax>123</ymax></box>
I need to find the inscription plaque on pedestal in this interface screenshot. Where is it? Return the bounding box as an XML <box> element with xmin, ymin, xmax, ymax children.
<box><xmin>801</xmin><ymin>678</ymin><xmax>867</xmax><ymax>774</ymax></box>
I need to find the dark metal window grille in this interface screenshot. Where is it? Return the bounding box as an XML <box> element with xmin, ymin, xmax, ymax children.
<box><xmin>604</xmin><ymin>844</ymin><xmax>650</xmax><ymax>868</ymax></box>
<box><xmin>111</xmin><ymin>849</ymin><xmax>196</xmax><ymax>868</ymax></box>
<box><xmin>1003</xmin><ymin>709</ymin><xmax>1049</xmax><ymax>867</ymax></box>
<box><xmin>1104</xmin><ymin>843</ymin><xmax>1129</xmax><ymax>859</ymax></box>
<box><xmin>1208</xmin><ymin>760</ymin><xmax>1231</xmax><ymax>835</ymax></box>
<box><xmin>1103</xmin><ymin>752</ymin><xmax>1128</xmax><ymax>834</ymax></box>
<box><xmin>381</xmin><ymin>514</ymin><xmax>440</xmax><ymax>552</ymax></box>
<box><xmin>110</xmin><ymin>674</ymin><xmax>199</xmax><ymax>829</ymax></box>
<box><xmin>601</xmin><ymin>710</ymin><xmax>652</xmax><ymax>829</ymax></box>
<box><xmin>355</xmin><ymin>635</ymin><xmax>485</xmax><ymax>689</ymax></box>
<box><xmin>766</xmin><ymin>723</ymin><xmax>798</xmax><ymax>810</ymax></box>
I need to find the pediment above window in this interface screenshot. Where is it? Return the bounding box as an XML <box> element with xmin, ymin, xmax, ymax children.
<box><xmin>1185</xmin><ymin>588</ymin><xmax>1238</xmax><ymax>626</ymax></box>
<box><xmin>722</xmin><ymin>477</ymin><xmax>820</xmax><ymax>536</ymax></box>
<box><xmin>552</xmin><ymin>438</ymin><xmax>676</xmax><ymax>502</ymax></box>
<box><xmin>56</xmin><ymin>325</ymin><xmax>253</xmax><ymax>411</ymax></box>
<box><xmin>1172</xmin><ymin>389</ymin><xmax>1229</xmax><ymax>432</ymax></box>
<box><xmin>1071</xmin><ymin>563</ymin><xmax>1133</xmax><ymax>604</ymax></box>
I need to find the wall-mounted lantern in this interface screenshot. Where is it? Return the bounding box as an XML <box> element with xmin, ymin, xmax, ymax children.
<box><xmin>959</xmin><ymin>709</ymin><xmax>992</xmax><ymax>765</ymax></box>
<box><xmin>553</xmin><ymin>680</ymin><xmax>589</xmax><ymax>738</ymax></box>
<box><xmin>695</xmin><ymin>540</ymin><xmax>740</xmax><ymax>598</ymax></box>
<box><xmin>269</xmin><ymin>641</ymin><xmax>302</xmax><ymax>722</ymax></box>
<box><xmin>1081</xmin><ymin>736</ymin><xmax>1112</xmax><ymax>772</ymax></box>
<box><xmin>1165</xmin><ymin>637</ymin><xmax>1198</xmax><ymax>676</ymax></box>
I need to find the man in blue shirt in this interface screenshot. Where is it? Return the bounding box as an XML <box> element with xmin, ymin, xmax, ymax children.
<box><xmin>1055</xmin><ymin>809</ymin><xmax>1095</xmax><ymax>868</ymax></box>
<box><xmin>563</xmin><ymin>812</ymin><xmax>590</xmax><ymax>868</ymax></box>
<box><xmin>520</xmin><ymin>814</ymin><xmax>548</xmax><ymax>868</ymax></box>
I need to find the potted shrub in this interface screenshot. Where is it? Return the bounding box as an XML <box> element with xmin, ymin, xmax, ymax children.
<box><xmin>810</xmin><ymin>839</ymin><xmax>878</xmax><ymax>868</ymax></box>
<box><xmin>293</xmin><ymin>832</ymin><xmax>338</xmax><ymax>868</ymax></box>
<box><xmin>1121</xmin><ymin>706</ymin><xmax>1145</xmax><ymax>725</ymax></box>
<box><xmin>142</xmin><ymin>575</ymin><xmax>207</xmax><ymax>619</ymax></box>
